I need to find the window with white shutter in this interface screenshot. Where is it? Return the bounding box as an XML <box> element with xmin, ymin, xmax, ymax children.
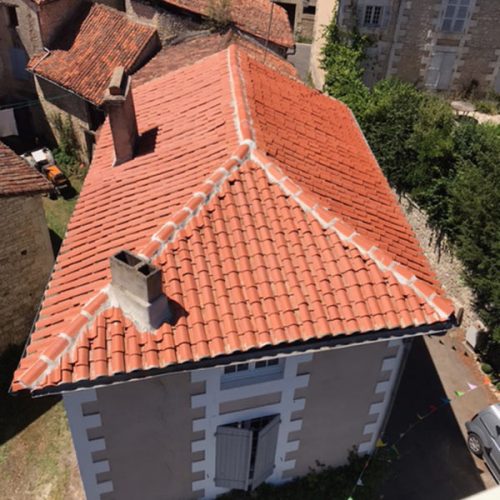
<box><xmin>215</xmin><ymin>414</ymin><xmax>281</xmax><ymax>491</ymax></box>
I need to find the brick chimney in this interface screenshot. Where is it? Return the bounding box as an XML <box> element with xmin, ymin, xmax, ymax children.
<box><xmin>103</xmin><ymin>67</ymin><xmax>138</xmax><ymax>166</ymax></box>
<box><xmin>110</xmin><ymin>250</ymin><xmax>171</xmax><ymax>330</ymax></box>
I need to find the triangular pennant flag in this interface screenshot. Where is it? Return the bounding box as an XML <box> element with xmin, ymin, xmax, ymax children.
<box><xmin>429</xmin><ymin>404</ymin><xmax>438</xmax><ymax>413</ymax></box>
<box><xmin>417</xmin><ymin>413</ymin><xmax>424</xmax><ymax>420</ymax></box>
<box><xmin>467</xmin><ymin>382</ymin><xmax>477</xmax><ymax>391</ymax></box>
<box><xmin>347</xmin><ymin>497</ymin><xmax>354</xmax><ymax>500</ymax></box>
<box><xmin>376</xmin><ymin>438</ymin><xmax>386</xmax><ymax>448</ymax></box>
<box><xmin>440</xmin><ymin>397</ymin><xmax>451</xmax><ymax>404</ymax></box>
<box><xmin>483</xmin><ymin>376</ymin><xmax>490</xmax><ymax>385</ymax></box>
<box><xmin>392</xmin><ymin>444</ymin><xmax>400</xmax><ymax>458</ymax></box>
<box><xmin>357</xmin><ymin>479</ymin><xmax>363</xmax><ymax>486</ymax></box>
<box><xmin>454</xmin><ymin>390</ymin><xmax>465</xmax><ymax>397</ymax></box>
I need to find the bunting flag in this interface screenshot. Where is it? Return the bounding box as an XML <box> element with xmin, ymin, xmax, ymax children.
<box><xmin>429</xmin><ymin>404</ymin><xmax>438</xmax><ymax>413</ymax></box>
<box><xmin>483</xmin><ymin>376</ymin><xmax>490</xmax><ymax>385</ymax></box>
<box><xmin>454</xmin><ymin>390</ymin><xmax>465</xmax><ymax>397</ymax></box>
<box><xmin>467</xmin><ymin>382</ymin><xmax>477</xmax><ymax>391</ymax></box>
<box><xmin>376</xmin><ymin>438</ymin><xmax>386</xmax><ymax>448</ymax></box>
<box><xmin>440</xmin><ymin>397</ymin><xmax>451</xmax><ymax>404</ymax></box>
<box><xmin>417</xmin><ymin>413</ymin><xmax>424</xmax><ymax>420</ymax></box>
<box><xmin>357</xmin><ymin>479</ymin><xmax>363</xmax><ymax>486</ymax></box>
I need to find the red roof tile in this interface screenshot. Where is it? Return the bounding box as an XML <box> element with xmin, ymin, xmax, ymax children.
<box><xmin>0</xmin><ymin>141</ymin><xmax>51</xmax><ymax>197</ymax></box>
<box><xmin>162</xmin><ymin>0</ymin><xmax>293</xmax><ymax>48</ymax></box>
<box><xmin>133</xmin><ymin>31</ymin><xmax>297</xmax><ymax>86</ymax></box>
<box><xmin>12</xmin><ymin>46</ymin><xmax>454</xmax><ymax>393</ymax></box>
<box><xmin>28</xmin><ymin>3</ymin><xmax>157</xmax><ymax>106</ymax></box>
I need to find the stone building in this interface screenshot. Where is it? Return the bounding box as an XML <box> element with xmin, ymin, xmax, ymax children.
<box><xmin>28</xmin><ymin>2</ymin><xmax>159</xmax><ymax>162</ymax></box>
<box><xmin>0</xmin><ymin>140</ymin><xmax>53</xmax><ymax>351</ymax></box>
<box><xmin>310</xmin><ymin>0</ymin><xmax>500</xmax><ymax>94</ymax></box>
<box><xmin>276</xmin><ymin>0</ymin><xmax>317</xmax><ymax>40</ymax></box>
<box><xmin>12</xmin><ymin>45</ymin><xmax>455</xmax><ymax>499</ymax></box>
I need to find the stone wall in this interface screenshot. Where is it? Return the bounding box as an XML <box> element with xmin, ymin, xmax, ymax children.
<box><xmin>0</xmin><ymin>0</ymin><xmax>43</xmax><ymax>100</ymax></box>
<box><xmin>336</xmin><ymin>0</ymin><xmax>500</xmax><ymax>94</ymax></box>
<box><xmin>35</xmin><ymin>76</ymin><xmax>93</xmax><ymax>162</ymax></box>
<box><xmin>0</xmin><ymin>194</ymin><xmax>53</xmax><ymax>351</ymax></box>
<box><xmin>125</xmin><ymin>0</ymin><xmax>204</xmax><ymax>42</ymax></box>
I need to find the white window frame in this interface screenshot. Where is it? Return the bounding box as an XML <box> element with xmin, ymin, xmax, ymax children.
<box><xmin>440</xmin><ymin>0</ymin><xmax>471</xmax><ymax>33</ymax></box>
<box><xmin>363</xmin><ymin>5</ymin><xmax>383</xmax><ymax>27</ymax></box>
<box><xmin>221</xmin><ymin>359</ymin><xmax>284</xmax><ymax>390</ymax></box>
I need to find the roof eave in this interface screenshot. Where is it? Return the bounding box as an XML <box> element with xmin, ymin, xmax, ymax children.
<box><xmin>23</xmin><ymin>317</ymin><xmax>455</xmax><ymax>397</ymax></box>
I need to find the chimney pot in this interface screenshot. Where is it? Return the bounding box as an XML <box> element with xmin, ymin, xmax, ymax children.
<box><xmin>110</xmin><ymin>250</ymin><xmax>170</xmax><ymax>329</ymax></box>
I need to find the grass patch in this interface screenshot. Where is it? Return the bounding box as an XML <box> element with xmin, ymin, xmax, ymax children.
<box><xmin>218</xmin><ymin>448</ymin><xmax>396</xmax><ymax>500</ymax></box>
<box><xmin>43</xmin><ymin>175</ymin><xmax>83</xmax><ymax>242</ymax></box>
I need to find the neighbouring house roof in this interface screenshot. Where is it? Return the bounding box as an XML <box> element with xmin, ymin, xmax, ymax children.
<box><xmin>27</xmin><ymin>3</ymin><xmax>157</xmax><ymax>106</ymax></box>
<box><xmin>161</xmin><ymin>0</ymin><xmax>294</xmax><ymax>48</ymax></box>
<box><xmin>12</xmin><ymin>46</ymin><xmax>454</xmax><ymax>394</ymax></box>
<box><xmin>0</xmin><ymin>142</ymin><xmax>51</xmax><ymax>197</ymax></box>
<box><xmin>133</xmin><ymin>31</ymin><xmax>297</xmax><ymax>86</ymax></box>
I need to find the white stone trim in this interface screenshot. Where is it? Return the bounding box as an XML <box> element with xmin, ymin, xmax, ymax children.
<box><xmin>190</xmin><ymin>353</ymin><xmax>312</xmax><ymax>498</ymax></box>
<box><xmin>63</xmin><ymin>389</ymin><xmax>113</xmax><ymax>500</ymax></box>
<box><xmin>358</xmin><ymin>339</ymin><xmax>405</xmax><ymax>454</ymax></box>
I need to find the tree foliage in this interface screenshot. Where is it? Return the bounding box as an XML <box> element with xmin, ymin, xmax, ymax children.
<box><xmin>321</xmin><ymin>19</ymin><xmax>500</xmax><ymax>367</ymax></box>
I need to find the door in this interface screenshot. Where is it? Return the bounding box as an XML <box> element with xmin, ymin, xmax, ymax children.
<box><xmin>426</xmin><ymin>51</ymin><xmax>456</xmax><ymax>90</ymax></box>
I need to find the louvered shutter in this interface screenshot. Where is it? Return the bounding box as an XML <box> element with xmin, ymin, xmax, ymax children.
<box><xmin>382</xmin><ymin>6</ymin><xmax>391</xmax><ymax>27</ymax></box>
<box><xmin>215</xmin><ymin>426</ymin><xmax>252</xmax><ymax>490</ymax></box>
<box><xmin>252</xmin><ymin>415</ymin><xmax>281</xmax><ymax>489</ymax></box>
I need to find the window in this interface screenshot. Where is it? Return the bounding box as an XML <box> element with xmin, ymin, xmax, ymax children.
<box><xmin>441</xmin><ymin>0</ymin><xmax>470</xmax><ymax>33</ymax></box>
<box><xmin>221</xmin><ymin>359</ymin><xmax>284</xmax><ymax>390</ymax></box>
<box><xmin>7</xmin><ymin>6</ymin><xmax>18</xmax><ymax>27</ymax></box>
<box><xmin>215</xmin><ymin>415</ymin><xmax>280</xmax><ymax>490</ymax></box>
<box><xmin>364</xmin><ymin>5</ymin><xmax>383</xmax><ymax>26</ymax></box>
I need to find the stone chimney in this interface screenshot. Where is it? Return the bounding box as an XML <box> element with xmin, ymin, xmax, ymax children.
<box><xmin>103</xmin><ymin>67</ymin><xmax>138</xmax><ymax>166</ymax></box>
<box><xmin>110</xmin><ymin>250</ymin><xmax>170</xmax><ymax>330</ymax></box>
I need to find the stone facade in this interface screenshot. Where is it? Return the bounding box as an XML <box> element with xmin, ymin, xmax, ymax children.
<box><xmin>277</xmin><ymin>0</ymin><xmax>316</xmax><ymax>39</ymax></box>
<box><xmin>0</xmin><ymin>194</ymin><xmax>53</xmax><ymax>351</ymax></box>
<box><xmin>313</xmin><ymin>0</ymin><xmax>500</xmax><ymax>94</ymax></box>
<box><xmin>0</xmin><ymin>0</ymin><xmax>42</xmax><ymax>100</ymax></box>
<box><xmin>63</xmin><ymin>338</ymin><xmax>410</xmax><ymax>500</ymax></box>
<box><xmin>309</xmin><ymin>0</ymin><xmax>339</xmax><ymax>88</ymax></box>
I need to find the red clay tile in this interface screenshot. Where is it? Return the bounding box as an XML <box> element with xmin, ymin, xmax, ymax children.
<box><xmin>12</xmin><ymin>46</ymin><xmax>453</xmax><ymax>393</ymax></box>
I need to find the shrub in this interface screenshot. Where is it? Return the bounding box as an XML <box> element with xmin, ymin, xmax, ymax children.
<box><xmin>474</xmin><ymin>100</ymin><xmax>498</xmax><ymax>115</ymax></box>
<box><xmin>481</xmin><ymin>363</ymin><xmax>493</xmax><ymax>374</ymax></box>
<box><xmin>321</xmin><ymin>24</ymin><xmax>370</xmax><ymax>117</ymax></box>
<box><xmin>206</xmin><ymin>0</ymin><xmax>232</xmax><ymax>30</ymax></box>
<box><xmin>51</xmin><ymin>113</ymin><xmax>82</xmax><ymax>177</ymax></box>
<box><xmin>496</xmin><ymin>382</ymin><xmax>500</xmax><ymax>391</ymax></box>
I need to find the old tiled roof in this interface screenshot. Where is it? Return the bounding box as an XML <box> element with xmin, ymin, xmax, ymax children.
<box><xmin>133</xmin><ymin>31</ymin><xmax>297</xmax><ymax>86</ymax></box>
<box><xmin>0</xmin><ymin>142</ymin><xmax>51</xmax><ymax>197</ymax></box>
<box><xmin>12</xmin><ymin>47</ymin><xmax>454</xmax><ymax>393</ymax></box>
<box><xmin>28</xmin><ymin>3</ymin><xmax>157</xmax><ymax>106</ymax></box>
<box><xmin>162</xmin><ymin>0</ymin><xmax>294</xmax><ymax>47</ymax></box>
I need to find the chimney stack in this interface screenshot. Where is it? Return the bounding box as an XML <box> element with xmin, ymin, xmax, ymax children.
<box><xmin>110</xmin><ymin>250</ymin><xmax>170</xmax><ymax>330</ymax></box>
<box><xmin>103</xmin><ymin>67</ymin><xmax>138</xmax><ymax>166</ymax></box>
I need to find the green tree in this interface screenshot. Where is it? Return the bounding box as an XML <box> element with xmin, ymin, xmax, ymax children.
<box><xmin>321</xmin><ymin>24</ymin><xmax>370</xmax><ymax>116</ymax></box>
<box><xmin>449</xmin><ymin>124</ymin><xmax>500</xmax><ymax>351</ymax></box>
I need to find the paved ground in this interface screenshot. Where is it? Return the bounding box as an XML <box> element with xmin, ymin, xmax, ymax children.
<box><xmin>288</xmin><ymin>43</ymin><xmax>312</xmax><ymax>82</ymax></box>
<box><xmin>379</xmin><ymin>333</ymin><xmax>497</xmax><ymax>500</ymax></box>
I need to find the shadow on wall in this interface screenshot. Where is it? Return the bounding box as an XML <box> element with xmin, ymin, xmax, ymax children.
<box><xmin>0</xmin><ymin>343</ymin><xmax>59</xmax><ymax>446</ymax></box>
<box><xmin>379</xmin><ymin>337</ymin><xmax>486</xmax><ymax>500</ymax></box>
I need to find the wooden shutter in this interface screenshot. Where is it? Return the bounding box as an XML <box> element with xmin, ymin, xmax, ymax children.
<box><xmin>425</xmin><ymin>52</ymin><xmax>443</xmax><ymax>89</ymax></box>
<box><xmin>252</xmin><ymin>415</ymin><xmax>281</xmax><ymax>489</ymax></box>
<box><xmin>215</xmin><ymin>425</ymin><xmax>252</xmax><ymax>490</ymax></box>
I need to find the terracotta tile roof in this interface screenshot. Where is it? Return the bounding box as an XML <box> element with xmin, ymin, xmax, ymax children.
<box><xmin>28</xmin><ymin>3</ymin><xmax>157</xmax><ymax>106</ymax></box>
<box><xmin>0</xmin><ymin>141</ymin><xmax>51</xmax><ymax>197</ymax></box>
<box><xmin>133</xmin><ymin>31</ymin><xmax>297</xmax><ymax>86</ymax></box>
<box><xmin>162</xmin><ymin>0</ymin><xmax>294</xmax><ymax>47</ymax></box>
<box><xmin>12</xmin><ymin>47</ymin><xmax>454</xmax><ymax>393</ymax></box>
